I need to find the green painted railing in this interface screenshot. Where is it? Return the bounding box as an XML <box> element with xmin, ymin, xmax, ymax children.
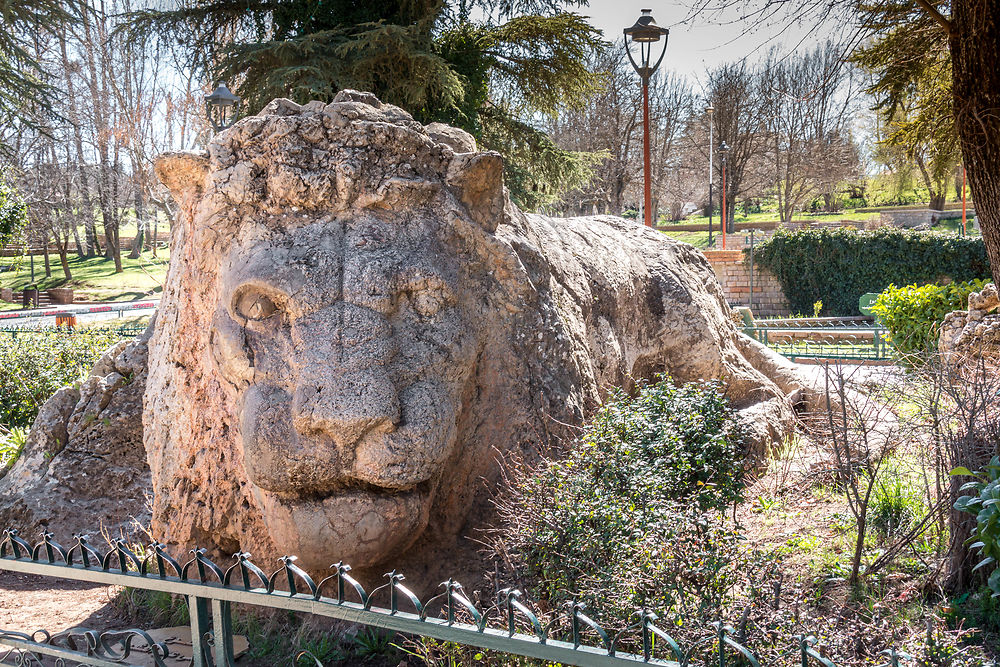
<box><xmin>744</xmin><ymin>321</ymin><xmax>892</xmax><ymax>362</ymax></box>
<box><xmin>0</xmin><ymin>528</ymin><xmax>915</xmax><ymax>667</ymax></box>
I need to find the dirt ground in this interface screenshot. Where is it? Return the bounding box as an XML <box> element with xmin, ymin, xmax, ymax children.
<box><xmin>0</xmin><ymin>571</ymin><xmax>124</xmax><ymax>634</ymax></box>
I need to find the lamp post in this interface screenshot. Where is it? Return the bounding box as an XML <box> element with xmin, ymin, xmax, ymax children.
<box><xmin>205</xmin><ymin>82</ymin><xmax>241</xmax><ymax>133</ymax></box>
<box><xmin>707</xmin><ymin>105</ymin><xmax>714</xmax><ymax>245</ymax></box>
<box><xmin>624</xmin><ymin>9</ymin><xmax>669</xmax><ymax>228</ymax></box>
<box><xmin>719</xmin><ymin>140</ymin><xmax>730</xmax><ymax>249</ymax></box>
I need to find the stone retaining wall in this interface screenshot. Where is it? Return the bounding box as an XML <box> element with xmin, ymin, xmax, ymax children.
<box><xmin>703</xmin><ymin>249</ymin><xmax>791</xmax><ymax>317</ymax></box>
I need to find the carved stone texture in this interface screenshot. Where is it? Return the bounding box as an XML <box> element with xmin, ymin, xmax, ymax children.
<box><xmin>0</xmin><ymin>323</ymin><xmax>153</xmax><ymax>542</ymax></box>
<box><xmin>145</xmin><ymin>90</ymin><xmax>814</xmax><ymax>588</ymax></box>
<box><xmin>940</xmin><ymin>283</ymin><xmax>1000</xmax><ymax>365</ymax></box>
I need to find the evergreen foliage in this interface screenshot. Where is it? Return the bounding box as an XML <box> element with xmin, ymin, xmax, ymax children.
<box><xmin>953</xmin><ymin>458</ymin><xmax>1000</xmax><ymax>597</ymax></box>
<box><xmin>0</xmin><ymin>329</ymin><xmax>121</xmax><ymax>428</ymax></box>
<box><xmin>871</xmin><ymin>280</ymin><xmax>986</xmax><ymax>357</ymax></box>
<box><xmin>852</xmin><ymin>4</ymin><xmax>959</xmax><ymax>209</ymax></box>
<box><xmin>0</xmin><ymin>172</ymin><xmax>27</xmax><ymax>250</ymax></box>
<box><xmin>751</xmin><ymin>227</ymin><xmax>991</xmax><ymax>316</ymax></box>
<box><xmin>124</xmin><ymin>0</ymin><xmax>605</xmax><ymax>208</ymax></box>
<box><xmin>0</xmin><ymin>0</ymin><xmax>81</xmax><ymax>152</ymax></box>
<box><xmin>495</xmin><ymin>377</ymin><xmax>770</xmax><ymax>639</ymax></box>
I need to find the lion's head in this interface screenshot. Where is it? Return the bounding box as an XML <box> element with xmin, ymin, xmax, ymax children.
<box><xmin>150</xmin><ymin>91</ymin><xmax>528</xmax><ymax>574</ymax></box>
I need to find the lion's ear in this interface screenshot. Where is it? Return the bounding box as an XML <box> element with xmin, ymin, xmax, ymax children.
<box><xmin>446</xmin><ymin>152</ymin><xmax>505</xmax><ymax>232</ymax></box>
<box><xmin>155</xmin><ymin>151</ymin><xmax>210</xmax><ymax>204</ymax></box>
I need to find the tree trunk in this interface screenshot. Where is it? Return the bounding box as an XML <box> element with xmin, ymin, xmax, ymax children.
<box><xmin>129</xmin><ymin>188</ymin><xmax>144</xmax><ymax>260</ymax></box>
<box><xmin>59</xmin><ymin>34</ymin><xmax>98</xmax><ymax>259</ymax></box>
<box><xmin>72</xmin><ymin>225</ymin><xmax>83</xmax><ymax>258</ymax></box>
<box><xmin>951</xmin><ymin>0</ymin><xmax>1000</xmax><ymax>285</ymax></box>
<box><xmin>57</xmin><ymin>243</ymin><xmax>72</xmax><ymax>280</ymax></box>
<box><xmin>42</xmin><ymin>234</ymin><xmax>51</xmax><ymax>279</ymax></box>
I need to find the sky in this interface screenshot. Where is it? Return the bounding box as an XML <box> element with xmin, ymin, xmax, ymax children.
<box><xmin>579</xmin><ymin>1</ymin><xmax>836</xmax><ymax>91</ymax></box>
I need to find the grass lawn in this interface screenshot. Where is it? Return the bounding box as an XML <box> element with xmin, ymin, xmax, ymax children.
<box><xmin>0</xmin><ymin>250</ymin><xmax>169</xmax><ymax>302</ymax></box>
<box><xmin>659</xmin><ymin>229</ymin><xmax>715</xmax><ymax>248</ymax></box>
<box><xmin>662</xmin><ymin>209</ymin><xmax>880</xmax><ymax>226</ymax></box>
<box><xmin>934</xmin><ymin>217</ymin><xmax>980</xmax><ymax>236</ymax></box>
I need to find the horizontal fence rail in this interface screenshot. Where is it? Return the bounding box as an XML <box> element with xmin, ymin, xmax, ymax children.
<box><xmin>0</xmin><ymin>528</ymin><xmax>919</xmax><ymax>667</ymax></box>
<box><xmin>744</xmin><ymin>319</ymin><xmax>892</xmax><ymax>362</ymax></box>
<box><xmin>0</xmin><ymin>300</ymin><xmax>158</xmax><ymax>321</ymax></box>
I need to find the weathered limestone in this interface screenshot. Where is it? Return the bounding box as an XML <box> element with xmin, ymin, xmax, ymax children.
<box><xmin>143</xmin><ymin>90</ymin><xmax>814</xmax><ymax>586</ymax></box>
<box><xmin>939</xmin><ymin>283</ymin><xmax>1000</xmax><ymax>363</ymax></box>
<box><xmin>0</xmin><ymin>323</ymin><xmax>153</xmax><ymax>541</ymax></box>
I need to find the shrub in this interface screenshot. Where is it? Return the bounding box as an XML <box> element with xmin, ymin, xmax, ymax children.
<box><xmin>953</xmin><ymin>457</ymin><xmax>1000</xmax><ymax>597</ymax></box>
<box><xmin>0</xmin><ymin>329</ymin><xmax>121</xmax><ymax>428</ymax></box>
<box><xmin>870</xmin><ymin>280</ymin><xmax>985</xmax><ymax>357</ymax></box>
<box><xmin>750</xmin><ymin>227</ymin><xmax>990</xmax><ymax>315</ymax></box>
<box><xmin>0</xmin><ymin>173</ymin><xmax>28</xmax><ymax>251</ymax></box>
<box><xmin>494</xmin><ymin>377</ymin><xmax>776</xmax><ymax>638</ymax></box>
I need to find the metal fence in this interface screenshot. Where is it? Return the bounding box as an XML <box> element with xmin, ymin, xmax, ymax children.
<box><xmin>744</xmin><ymin>318</ymin><xmax>892</xmax><ymax>363</ymax></box>
<box><xmin>0</xmin><ymin>528</ymin><xmax>920</xmax><ymax>667</ymax></box>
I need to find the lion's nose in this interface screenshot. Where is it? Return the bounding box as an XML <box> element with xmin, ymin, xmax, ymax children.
<box><xmin>291</xmin><ymin>368</ymin><xmax>400</xmax><ymax>446</ymax></box>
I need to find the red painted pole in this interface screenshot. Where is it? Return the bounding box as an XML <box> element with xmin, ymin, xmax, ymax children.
<box><xmin>721</xmin><ymin>164</ymin><xmax>727</xmax><ymax>249</ymax></box>
<box><xmin>642</xmin><ymin>78</ymin><xmax>652</xmax><ymax>227</ymax></box>
<box><xmin>962</xmin><ymin>167</ymin><xmax>967</xmax><ymax>236</ymax></box>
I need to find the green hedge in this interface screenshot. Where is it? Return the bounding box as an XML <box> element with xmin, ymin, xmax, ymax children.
<box><xmin>870</xmin><ymin>280</ymin><xmax>986</xmax><ymax>357</ymax></box>
<box><xmin>0</xmin><ymin>329</ymin><xmax>121</xmax><ymax>428</ymax></box>
<box><xmin>750</xmin><ymin>227</ymin><xmax>991</xmax><ymax>315</ymax></box>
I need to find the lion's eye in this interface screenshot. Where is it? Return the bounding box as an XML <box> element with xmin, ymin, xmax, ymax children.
<box><xmin>233</xmin><ymin>290</ymin><xmax>279</xmax><ymax>321</ymax></box>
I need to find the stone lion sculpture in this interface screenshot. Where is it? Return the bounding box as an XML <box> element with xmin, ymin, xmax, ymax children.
<box><xmin>1</xmin><ymin>90</ymin><xmax>815</xmax><ymax>589</ymax></box>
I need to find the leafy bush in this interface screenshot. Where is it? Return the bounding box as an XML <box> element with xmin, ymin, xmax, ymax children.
<box><xmin>0</xmin><ymin>329</ymin><xmax>121</xmax><ymax>428</ymax></box>
<box><xmin>871</xmin><ymin>280</ymin><xmax>986</xmax><ymax>357</ymax></box>
<box><xmin>953</xmin><ymin>458</ymin><xmax>1000</xmax><ymax>597</ymax></box>
<box><xmin>494</xmin><ymin>377</ymin><xmax>776</xmax><ymax>638</ymax></box>
<box><xmin>750</xmin><ymin>227</ymin><xmax>990</xmax><ymax>315</ymax></box>
<box><xmin>0</xmin><ymin>172</ymin><xmax>27</xmax><ymax>252</ymax></box>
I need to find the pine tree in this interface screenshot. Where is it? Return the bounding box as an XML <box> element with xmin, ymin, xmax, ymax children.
<box><xmin>124</xmin><ymin>0</ymin><xmax>605</xmax><ymax>208</ymax></box>
<box><xmin>0</xmin><ymin>0</ymin><xmax>81</xmax><ymax>153</ymax></box>
<box><xmin>853</xmin><ymin>3</ymin><xmax>959</xmax><ymax>211</ymax></box>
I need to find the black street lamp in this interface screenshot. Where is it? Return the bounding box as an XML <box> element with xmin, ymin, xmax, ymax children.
<box><xmin>624</xmin><ymin>9</ymin><xmax>669</xmax><ymax>228</ymax></box>
<box><xmin>205</xmin><ymin>82</ymin><xmax>241</xmax><ymax>133</ymax></box>
<box><xmin>719</xmin><ymin>140</ymin><xmax>730</xmax><ymax>248</ymax></box>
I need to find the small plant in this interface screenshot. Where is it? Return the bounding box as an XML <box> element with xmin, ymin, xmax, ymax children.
<box><xmin>813</xmin><ymin>300</ymin><xmax>823</xmax><ymax>317</ymax></box>
<box><xmin>862</xmin><ymin>459</ymin><xmax>926</xmax><ymax>539</ymax></box>
<box><xmin>0</xmin><ymin>426</ymin><xmax>27</xmax><ymax>470</ymax></box>
<box><xmin>952</xmin><ymin>457</ymin><xmax>1000</xmax><ymax>596</ymax></box>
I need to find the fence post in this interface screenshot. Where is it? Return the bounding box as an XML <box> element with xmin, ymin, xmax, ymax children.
<box><xmin>188</xmin><ymin>595</ymin><xmax>211</xmax><ymax>666</ymax></box>
<box><xmin>211</xmin><ymin>599</ymin><xmax>237</xmax><ymax>666</ymax></box>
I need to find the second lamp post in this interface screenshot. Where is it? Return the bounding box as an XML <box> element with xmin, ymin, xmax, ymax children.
<box><xmin>624</xmin><ymin>9</ymin><xmax>669</xmax><ymax>228</ymax></box>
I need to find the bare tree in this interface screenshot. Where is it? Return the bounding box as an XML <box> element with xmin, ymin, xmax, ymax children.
<box><xmin>765</xmin><ymin>43</ymin><xmax>861</xmax><ymax>223</ymax></box>
<box><xmin>548</xmin><ymin>43</ymin><xmax>642</xmax><ymax>216</ymax></box>
<box><xmin>706</xmin><ymin>61</ymin><xmax>772</xmax><ymax>232</ymax></box>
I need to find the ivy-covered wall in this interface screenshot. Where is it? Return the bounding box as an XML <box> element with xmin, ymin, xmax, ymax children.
<box><xmin>750</xmin><ymin>228</ymin><xmax>991</xmax><ymax>316</ymax></box>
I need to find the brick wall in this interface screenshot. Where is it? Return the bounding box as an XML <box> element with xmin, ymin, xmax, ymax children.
<box><xmin>702</xmin><ymin>250</ymin><xmax>791</xmax><ymax>317</ymax></box>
